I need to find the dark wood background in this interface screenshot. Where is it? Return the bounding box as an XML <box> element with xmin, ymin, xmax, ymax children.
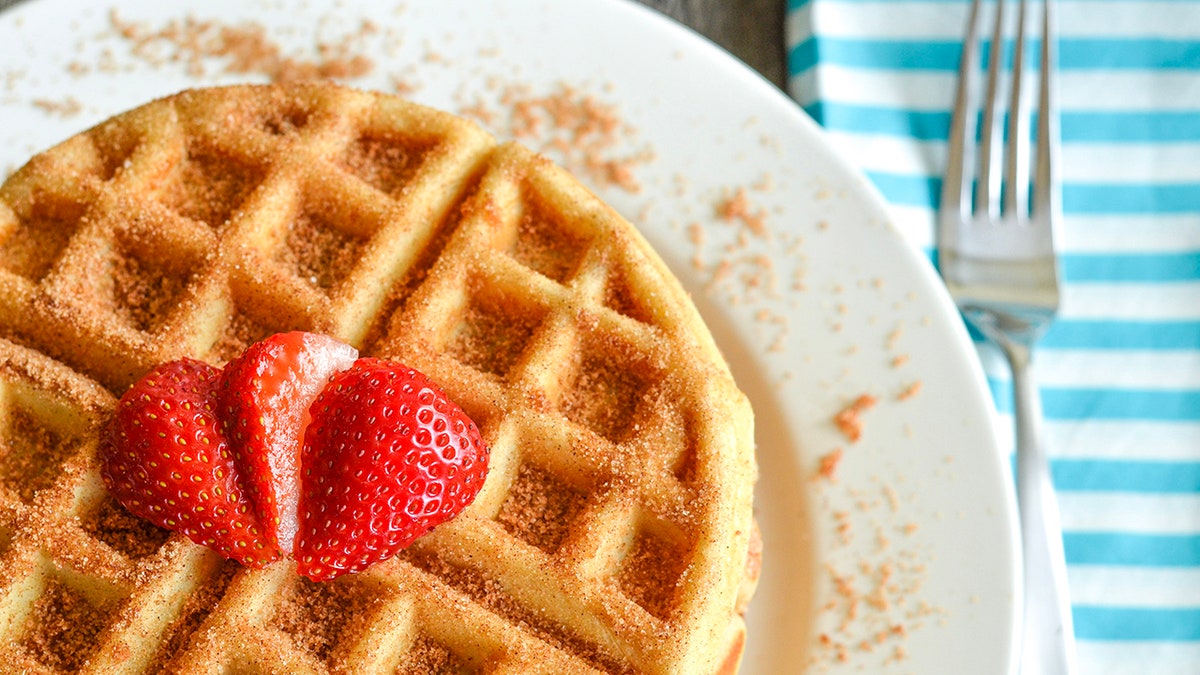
<box><xmin>633</xmin><ymin>0</ymin><xmax>789</xmax><ymax>89</ymax></box>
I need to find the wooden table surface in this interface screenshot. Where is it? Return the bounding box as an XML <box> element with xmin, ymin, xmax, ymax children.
<box><xmin>633</xmin><ymin>0</ymin><xmax>788</xmax><ymax>90</ymax></box>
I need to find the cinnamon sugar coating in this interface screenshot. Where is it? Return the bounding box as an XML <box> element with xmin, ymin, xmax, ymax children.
<box><xmin>0</xmin><ymin>84</ymin><xmax>757</xmax><ymax>674</ymax></box>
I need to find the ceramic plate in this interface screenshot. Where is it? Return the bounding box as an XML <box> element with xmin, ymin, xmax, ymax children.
<box><xmin>0</xmin><ymin>0</ymin><xmax>1019</xmax><ymax>671</ymax></box>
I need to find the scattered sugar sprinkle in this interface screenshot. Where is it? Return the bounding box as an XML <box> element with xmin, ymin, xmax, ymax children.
<box><xmin>833</xmin><ymin>394</ymin><xmax>877</xmax><ymax>444</ymax></box>
<box><xmin>715</xmin><ymin>187</ymin><xmax>769</xmax><ymax>238</ymax></box>
<box><xmin>107</xmin><ymin>10</ymin><xmax>376</xmax><ymax>83</ymax></box>
<box><xmin>32</xmin><ymin>97</ymin><xmax>83</xmax><ymax>118</ymax></box>
<box><xmin>457</xmin><ymin>81</ymin><xmax>655</xmax><ymax>194</ymax></box>
<box><xmin>815</xmin><ymin>448</ymin><xmax>844</xmax><ymax>483</ymax></box>
<box><xmin>810</xmin><ymin>477</ymin><xmax>945</xmax><ymax>670</ymax></box>
<box><xmin>897</xmin><ymin>380</ymin><xmax>923</xmax><ymax>402</ymax></box>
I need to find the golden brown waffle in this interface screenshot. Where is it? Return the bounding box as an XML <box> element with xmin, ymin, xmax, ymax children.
<box><xmin>0</xmin><ymin>83</ymin><xmax>758</xmax><ymax>674</ymax></box>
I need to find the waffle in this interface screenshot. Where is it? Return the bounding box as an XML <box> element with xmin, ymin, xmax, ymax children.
<box><xmin>0</xmin><ymin>83</ymin><xmax>759</xmax><ymax>674</ymax></box>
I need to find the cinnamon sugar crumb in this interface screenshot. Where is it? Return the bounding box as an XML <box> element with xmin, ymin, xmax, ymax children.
<box><xmin>210</xmin><ymin>310</ymin><xmax>274</xmax><ymax>363</ymax></box>
<box><xmin>274</xmin><ymin>577</ymin><xmax>381</xmax><ymax>664</ymax></box>
<box><xmin>496</xmin><ymin>464</ymin><xmax>585</xmax><ymax>553</ymax></box>
<box><xmin>897</xmin><ymin>380</ymin><xmax>923</xmax><ymax>401</ymax></box>
<box><xmin>619</xmin><ymin>531</ymin><xmax>688</xmax><ymax>621</ymax></box>
<box><xmin>0</xmin><ymin>408</ymin><xmax>77</xmax><ymax>503</ymax></box>
<box><xmin>109</xmin><ymin>10</ymin><xmax>375</xmax><ymax>83</ymax></box>
<box><xmin>714</xmin><ymin>187</ymin><xmax>768</xmax><ymax>237</ymax></box>
<box><xmin>816</xmin><ymin>448</ymin><xmax>844</xmax><ymax>482</ymax></box>
<box><xmin>20</xmin><ymin>578</ymin><xmax>115</xmax><ymax>671</ymax></box>
<box><xmin>460</xmin><ymin>82</ymin><xmax>653</xmax><ymax>193</ymax></box>
<box><xmin>833</xmin><ymin>394</ymin><xmax>877</xmax><ymax>443</ymax></box>
<box><xmin>449</xmin><ymin>297</ymin><xmax>540</xmax><ymax>379</ymax></box>
<box><xmin>109</xmin><ymin>250</ymin><xmax>192</xmax><ymax>334</ymax></box>
<box><xmin>32</xmin><ymin>97</ymin><xmax>83</xmax><ymax>117</ymax></box>
<box><xmin>83</xmin><ymin>496</ymin><xmax>171</xmax><ymax>559</ymax></box>
<box><xmin>395</xmin><ymin>636</ymin><xmax>474</xmax><ymax>674</ymax></box>
<box><xmin>276</xmin><ymin>212</ymin><xmax>366</xmax><ymax>291</ymax></box>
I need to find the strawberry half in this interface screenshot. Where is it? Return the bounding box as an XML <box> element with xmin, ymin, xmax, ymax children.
<box><xmin>100</xmin><ymin>359</ymin><xmax>278</xmax><ymax>567</ymax></box>
<box><xmin>218</xmin><ymin>331</ymin><xmax>358</xmax><ymax>555</ymax></box>
<box><xmin>296</xmin><ymin>358</ymin><xmax>489</xmax><ymax>581</ymax></box>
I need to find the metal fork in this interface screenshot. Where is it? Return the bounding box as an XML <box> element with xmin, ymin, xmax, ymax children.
<box><xmin>938</xmin><ymin>0</ymin><xmax>1075</xmax><ymax>673</ymax></box>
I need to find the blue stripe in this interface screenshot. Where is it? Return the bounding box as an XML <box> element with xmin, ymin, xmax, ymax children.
<box><xmin>790</xmin><ymin>37</ymin><xmax>1200</xmax><ymax>73</ymax></box>
<box><xmin>864</xmin><ymin>170</ymin><xmax>1200</xmax><ymax>214</ymax></box>
<box><xmin>1052</xmin><ymin>460</ymin><xmax>1200</xmax><ymax>494</ymax></box>
<box><xmin>1065</xmin><ymin>533</ymin><xmax>1200</xmax><ymax>567</ymax></box>
<box><xmin>1067</xmin><ymin>183</ymin><xmax>1200</xmax><ymax>215</ymax></box>
<box><xmin>1046</xmin><ymin>387</ymin><xmax>1200</xmax><ymax>421</ymax></box>
<box><xmin>1042</xmin><ymin>321</ymin><xmax>1200</xmax><ymax>351</ymax></box>
<box><xmin>866</xmin><ymin>171</ymin><xmax>941</xmax><ymax>208</ymax></box>
<box><xmin>1061</xmin><ymin>252</ymin><xmax>1200</xmax><ymax>283</ymax></box>
<box><xmin>1075</xmin><ymin>607</ymin><xmax>1200</xmax><ymax>641</ymax></box>
<box><xmin>791</xmin><ymin>36</ymin><xmax>958</xmax><ymax>72</ymax></box>
<box><xmin>987</xmin><ymin>380</ymin><xmax>1200</xmax><ymax>421</ymax></box>
<box><xmin>804</xmin><ymin>102</ymin><xmax>949</xmax><ymax>140</ymax></box>
<box><xmin>805</xmin><ymin>102</ymin><xmax>1200</xmax><ymax>144</ymax></box>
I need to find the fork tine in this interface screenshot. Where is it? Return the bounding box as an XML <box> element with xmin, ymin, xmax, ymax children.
<box><xmin>1004</xmin><ymin>0</ymin><xmax>1031</xmax><ymax>216</ymax></box>
<box><xmin>976</xmin><ymin>0</ymin><xmax>1008</xmax><ymax>218</ymax></box>
<box><xmin>940</xmin><ymin>0</ymin><xmax>983</xmax><ymax>227</ymax></box>
<box><xmin>1034</xmin><ymin>0</ymin><xmax>1059</xmax><ymax>223</ymax></box>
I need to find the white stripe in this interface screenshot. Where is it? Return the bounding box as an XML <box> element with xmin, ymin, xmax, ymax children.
<box><xmin>788</xmin><ymin>1</ymin><xmax>1200</xmax><ymax>43</ymax></box>
<box><xmin>824</xmin><ymin>131</ymin><xmax>1200</xmax><ymax>184</ymax></box>
<box><xmin>991</xmin><ymin>417</ymin><xmax>1200</xmax><ymax>463</ymax></box>
<box><xmin>1071</xmin><ymin>566</ymin><xmax>1200</xmax><ymax>608</ymax></box>
<box><xmin>981</xmin><ymin>350</ymin><xmax>1200</xmax><ymax>389</ymax></box>
<box><xmin>1058</xmin><ymin>492</ymin><xmax>1200</xmax><ymax>534</ymax></box>
<box><xmin>1060</xmin><ymin>144</ymin><xmax>1200</xmax><ymax>183</ymax></box>
<box><xmin>784</xmin><ymin>2</ymin><xmax>816</xmax><ymax>49</ymax></box>
<box><xmin>1061</xmin><ymin>283</ymin><xmax>1200</xmax><ymax>320</ymax></box>
<box><xmin>788</xmin><ymin>69</ymin><xmax>828</xmax><ymax>108</ymax></box>
<box><xmin>790</xmin><ymin>66</ymin><xmax>1200</xmax><ymax>111</ymax></box>
<box><xmin>1078</xmin><ymin>643</ymin><xmax>1200</xmax><ymax>675</ymax></box>
<box><xmin>789</xmin><ymin>67</ymin><xmax>957</xmax><ymax>109</ymax></box>
<box><xmin>1062</xmin><ymin>214</ymin><xmax>1200</xmax><ymax>253</ymax></box>
<box><xmin>1045</xmin><ymin>420</ymin><xmax>1200</xmax><ymax>462</ymax></box>
<box><xmin>822</xmin><ymin>131</ymin><xmax>943</xmax><ymax>176</ymax></box>
<box><xmin>884</xmin><ymin>204</ymin><xmax>936</xmax><ymax>249</ymax></box>
<box><xmin>789</xmin><ymin>1</ymin><xmax>966</xmax><ymax>43</ymax></box>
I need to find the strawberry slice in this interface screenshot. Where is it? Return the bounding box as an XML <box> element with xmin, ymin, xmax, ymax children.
<box><xmin>296</xmin><ymin>359</ymin><xmax>489</xmax><ymax>581</ymax></box>
<box><xmin>101</xmin><ymin>359</ymin><xmax>278</xmax><ymax>567</ymax></box>
<box><xmin>218</xmin><ymin>331</ymin><xmax>357</xmax><ymax>555</ymax></box>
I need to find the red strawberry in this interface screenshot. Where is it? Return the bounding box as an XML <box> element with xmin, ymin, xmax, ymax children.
<box><xmin>295</xmin><ymin>358</ymin><xmax>489</xmax><ymax>581</ymax></box>
<box><xmin>218</xmin><ymin>331</ymin><xmax>357</xmax><ymax>555</ymax></box>
<box><xmin>100</xmin><ymin>359</ymin><xmax>278</xmax><ymax>567</ymax></box>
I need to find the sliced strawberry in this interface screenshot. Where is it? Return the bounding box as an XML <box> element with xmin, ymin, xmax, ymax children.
<box><xmin>218</xmin><ymin>331</ymin><xmax>357</xmax><ymax>555</ymax></box>
<box><xmin>296</xmin><ymin>359</ymin><xmax>489</xmax><ymax>581</ymax></box>
<box><xmin>100</xmin><ymin>359</ymin><xmax>278</xmax><ymax>567</ymax></box>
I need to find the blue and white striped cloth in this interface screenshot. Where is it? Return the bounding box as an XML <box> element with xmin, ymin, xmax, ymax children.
<box><xmin>785</xmin><ymin>1</ymin><xmax>1200</xmax><ymax>672</ymax></box>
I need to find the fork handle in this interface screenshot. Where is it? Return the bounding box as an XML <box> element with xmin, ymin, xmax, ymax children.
<box><xmin>1009</xmin><ymin>344</ymin><xmax>1077</xmax><ymax>675</ymax></box>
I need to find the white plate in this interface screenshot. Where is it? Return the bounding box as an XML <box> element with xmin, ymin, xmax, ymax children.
<box><xmin>0</xmin><ymin>0</ymin><xmax>1019</xmax><ymax>672</ymax></box>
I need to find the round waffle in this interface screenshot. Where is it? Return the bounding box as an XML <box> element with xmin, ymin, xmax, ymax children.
<box><xmin>0</xmin><ymin>83</ymin><xmax>758</xmax><ymax>674</ymax></box>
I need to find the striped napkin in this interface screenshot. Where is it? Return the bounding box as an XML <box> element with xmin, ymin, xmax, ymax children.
<box><xmin>785</xmin><ymin>0</ymin><xmax>1200</xmax><ymax>672</ymax></box>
